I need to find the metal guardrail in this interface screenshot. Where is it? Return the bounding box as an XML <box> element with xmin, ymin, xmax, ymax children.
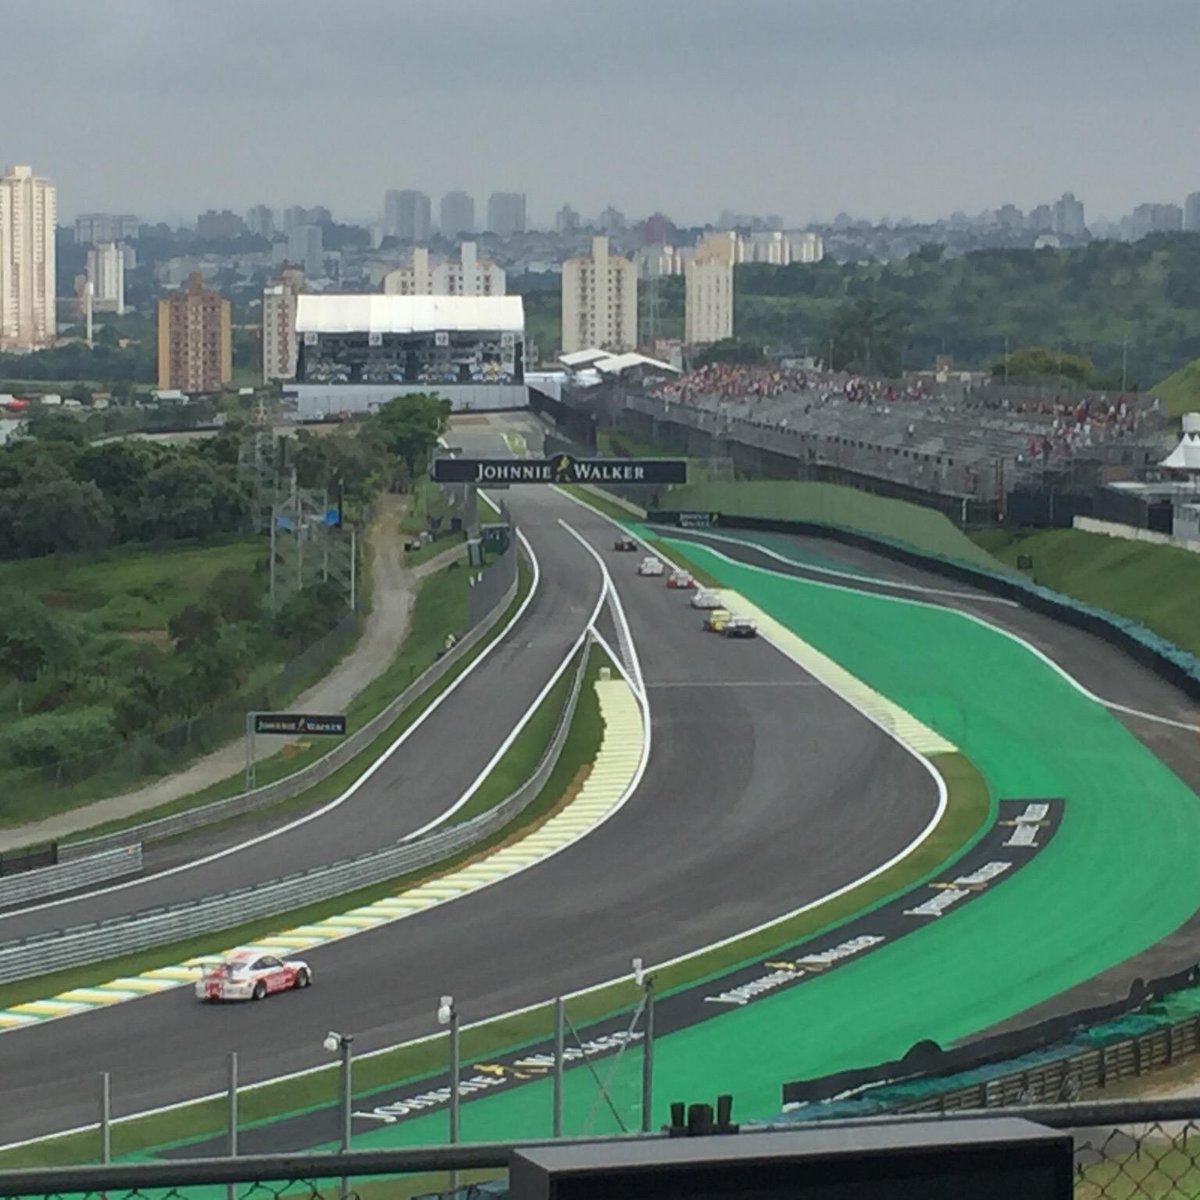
<box><xmin>0</xmin><ymin>845</ymin><xmax>142</xmax><ymax>909</ymax></box>
<box><xmin>0</xmin><ymin>637</ymin><xmax>591</xmax><ymax>985</ymax></box>
<box><xmin>60</xmin><ymin>548</ymin><xmax>522</xmax><ymax>861</ymax></box>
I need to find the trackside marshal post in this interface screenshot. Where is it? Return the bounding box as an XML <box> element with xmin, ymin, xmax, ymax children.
<box><xmin>432</xmin><ymin>454</ymin><xmax>687</xmax><ymax>485</ymax></box>
<box><xmin>245</xmin><ymin>712</ymin><xmax>347</xmax><ymax>790</ymax></box>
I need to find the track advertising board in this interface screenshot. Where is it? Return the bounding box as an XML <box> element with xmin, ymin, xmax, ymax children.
<box><xmin>253</xmin><ymin>713</ymin><xmax>347</xmax><ymax>736</ymax></box>
<box><xmin>432</xmin><ymin>454</ymin><xmax>686</xmax><ymax>486</ymax></box>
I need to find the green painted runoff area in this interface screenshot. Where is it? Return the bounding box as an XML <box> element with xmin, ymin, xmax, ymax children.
<box><xmin>131</xmin><ymin>526</ymin><xmax>1200</xmax><ymax>1162</ymax></box>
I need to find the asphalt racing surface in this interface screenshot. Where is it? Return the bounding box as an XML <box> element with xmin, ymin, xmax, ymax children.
<box><xmin>0</xmin><ymin>503</ymin><xmax>602</xmax><ymax>941</ymax></box>
<box><xmin>0</xmin><ymin>484</ymin><xmax>937</xmax><ymax>1142</ymax></box>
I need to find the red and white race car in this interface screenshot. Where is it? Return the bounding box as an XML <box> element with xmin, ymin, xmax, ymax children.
<box><xmin>195</xmin><ymin>949</ymin><xmax>313</xmax><ymax>1002</ymax></box>
<box><xmin>666</xmin><ymin>570</ymin><xmax>696</xmax><ymax>590</ymax></box>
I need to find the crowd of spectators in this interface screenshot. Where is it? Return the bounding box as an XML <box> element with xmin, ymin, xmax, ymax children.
<box><xmin>647</xmin><ymin>364</ymin><xmax>1162</xmax><ymax>463</ymax></box>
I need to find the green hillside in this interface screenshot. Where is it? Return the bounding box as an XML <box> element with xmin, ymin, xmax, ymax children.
<box><xmin>1155</xmin><ymin>357</ymin><xmax>1200</xmax><ymax>417</ymax></box>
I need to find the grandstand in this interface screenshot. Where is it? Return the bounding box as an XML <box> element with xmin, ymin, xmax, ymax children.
<box><xmin>586</xmin><ymin>365</ymin><xmax>1172</xmax><ymax>508</ymax></box>
<box><xmin>288</xmin><ymin>294</ymin><xmax>526</xmax><ymax>418</ymax></box>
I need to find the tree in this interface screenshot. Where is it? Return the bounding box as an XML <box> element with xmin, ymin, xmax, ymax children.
<box><xmin>206</xmin><ymin>568</ymin><xmax>262</xmax><ymax>624</ymax></box>
<box><xmin>693</xmin><ymin>339</ymin><xmax>766</xmax><ymax>367</ymax></box>
<box><xmin>168</xmin><ymin>603</ymin><xmax>220</xmax><ymax>651</ymax></box>
<box><xmin>0</xmin><ymin>591</ymin><xmax>82</xmax><ymax>711</ymax></box>
<box><xmin>3</xmin><ymin>465</ymin><xmax>115</xmax><ymax>557</ymax></box>
<box><xmin>991</xmin><ymin>345</ymin><xmax>1095</xmax><ymax>384</ymax></box>
<box><xmin>142</xmin><ymin>456</ymin><xmax>250</xmax><ymax>540</ymax></box>
<box><xmin>826</xmin><ymin>299</ymin><xmax>907</xmax><ymax>376</ymax></box>
<box><xmin>369</xmin><ymin>393</ymin><xmax>451</xmax><ymax>486</ymax></box>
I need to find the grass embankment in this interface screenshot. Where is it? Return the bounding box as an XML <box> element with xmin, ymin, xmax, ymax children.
<box><xmin>974</xmin><ymin>526</ymin><xmax>1200</xmax><ymax>658</ymax></box>
<box><xmin>1155</xmin><ymin>357</ymin><xmax>1200</xmax><ymax>417</ymax></box>
<box><xmin>0</xmin><ymin>645</ymin><xmax>612</xmax><ymax>1167</ymax></box>
<box><xmin>70</xmin><ymin>557</ymin><xmax>530</xmax><ymax>845</ymax></box>
<box><xmin>401</xmin><ymin>479</ymin><xmax>468</xmax><ymax>566</ymax></box>
<box><xmin>557</xmin><ymin>484</ymin><xmax>643</xmax><ymax>525</ymax></box>
<box><xmin>660</xmin><ymin>480</ymin><xmax>1005</xmax><ymax>571</ymax></box>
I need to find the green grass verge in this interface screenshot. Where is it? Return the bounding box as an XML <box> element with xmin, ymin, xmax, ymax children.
<box><xmin>1156</xmin><ymin>356</ymin><xmax>1200</xmax><ymax>417</ymax></box>
<box><xmin>974</xmin><ymin>526</ymin><xmax>1200</xmax><ymax>658</ymax></box>
<box><xmin>61</xmin><ymin>559</ymin><xmax>483</xmax><ymax>844</ymax></box>
<box><xmin>557</xmin><ymin>484</ymin><xmax>645</xmax><ymax>524</ymax></box>
<box><xmin>450</xmin><ymin>643</ymin><xmax>583</xmax><ymax>825</ymax></box>
<box><xmin>660</xmin><ymin>480</ymin><xmax>1007</xmax><ymax>572</ymax></box>
<box><xmin>402</xmin><ymin>532</ymin><xmax>466</xmax><ymax>567</ymax></box>
<box><xmin>0</xmin><ymin>644</ymin><xmax>612</xmax><ymax>1167</ymax></box>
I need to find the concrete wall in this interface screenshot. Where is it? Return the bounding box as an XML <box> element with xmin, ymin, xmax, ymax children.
<box><xmin>1073</xmin><ymin>515</ymin><xmax>1200</xmax><ymax>554</ymax></box>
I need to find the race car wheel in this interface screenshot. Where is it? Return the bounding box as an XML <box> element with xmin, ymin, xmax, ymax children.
<box><xmin>252</xmin><ymin>981</ymin><xmax>267</xmax><ymax>1001</ymax></box>
<box><xmin>294</xmin><ymin>969</ymin><xmax>311</xmax><ymax>989</ymax></box>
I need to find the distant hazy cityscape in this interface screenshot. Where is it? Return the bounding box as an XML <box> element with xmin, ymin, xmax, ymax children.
<box><xmin>3</xmin><ymin>164</ymin><xmax>1200</xmax><ymax>396</ymax></box>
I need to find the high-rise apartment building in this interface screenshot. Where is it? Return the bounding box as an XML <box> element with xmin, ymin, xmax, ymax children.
<box><xmin>684</xmin><ymin>233</ymin><xmax>735</xmax><ymax>347</ymax></box>
<box><xmin>560</xmin><ymin>235</ymin><xmax>637</xmax><ymax>353</ymax></box>
<box><xmin>786</xmin><ymin>230</ymin><xmax>824</xmax><ymax>263</ymax></box>
<box><xmin>382</xmin><ymin>242</ymin><xmax>505</xmax><ymax>297</ymax></box>
<box><xmin>282</xmin><ymin>205</ymin><xmax>309</xmax><ymax>233</ymax></box>
<box><xmin>75</xmin><ymin>213</ymin><xmax>139</xmax><ymax>244</ymax></box>
<box><xmin>599</xmin><ymin>206</ymin><xmax>626</xmax><ymax>233</ymax></box>
<box><xmin>156</xmin><ymin>272</ymin><xmax>231</xmax><ymax>393</ymax></box>
<box><xmin>384</xmin><ymin>190</ymin><xmax>431</xmax><ymax>242</ymax></box>
<box><xmin>743</xmin><ymin>231</ymin><xmax>789</xmax><ymax>265</ymax></box>
<box><xmin>288</xmin><ymin>224</ymin><xmax>324</xmax><ymax>276</ymax></box>
<box><xmin>1131</xmin><ymin>202</ymin><xmax>1183</xmax><ymax>238</ymax></box>
<box><xmin>246</xmin><ymin>205</ymin><xmax>275</xmax><ymax>238</ymax></box>
<box><xmin>487</xmin><ymin>192</ymin><xmax>526</xmax><ymax>237</ymax></box>
<box><xmin>262</xmin><ymin>266</ymin><xmax>305</xmax><ymax>382</ymax></box>
<box><xmin>86</xmin><ymin>242</ymin><xmax>125</xmax><ymax>314</ymax></box>
<box><xmin>555</xmin><ymin>204</ymin><xmax>581</xmax><ymax>234</ymax></box>
<box><xmin>1185</xmin><ymin>192</ymin><xmax>1200</xmax><ymax>233</ymax></box>
<box><xmin>635</xmin><ymin>244</ymin><xmax>683</xmax><ymax>279</ymax></box>
<box><xmin>196</xmin><ymin>209</ymin><xmax>247</xmax><ymax>239</ymax></box>
<box><xmin>440</xmin><ymin>191</ymin><xmax>475</xmax><ymax>237</ymax></box>
<box><xmin>0</xmin><ymin>164</ymin><xmax>57</xmax><ymax>351</ymax></box>
<box><xmin>1052</xmin><ymin>192</ymin><xmax>1086</xmax><ymax>238</ymax></box>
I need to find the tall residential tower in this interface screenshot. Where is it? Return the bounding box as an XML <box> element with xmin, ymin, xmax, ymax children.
<box><xmin>0</xmin><ymin>165</ymin><xmax>57</xmax><ymax>351</ymax></box>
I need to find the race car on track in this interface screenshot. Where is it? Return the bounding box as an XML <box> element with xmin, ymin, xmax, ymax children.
<box><xmin>703</xmin><ymin>608</ymin><xmax>732</xmax><ymax>632</ymax></box>
<box><xmin>195</xmin><ymin>949</ymin><xmax>313</xmax><ymax>1002</ymax></box>
<box><xmin>613</xmin><ymin>536</ymin><xmax>638</xmax><ymax>552</ymax></box>
<box><xmin>638</xmin><ymin>556</ymin><xmax>665</xmax><ymax>576</ymax></box>
<box><xmin>691</xmin><ymin>588</ymin><xmax>723</xmax><ymax>609</ymax></box>
<box><xmin>666</xmin><ymin>569</ymin><xmax>696</xmax><ymax>590</ymax></box>
<box><xmin>723</xmin><ymin>616</ymin><xmax>759</xmax><ymax>639</ymax></box>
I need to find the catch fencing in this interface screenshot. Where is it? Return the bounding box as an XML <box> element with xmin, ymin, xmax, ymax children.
<box><xmin>0</xmin><ymin>1101</ymin><xmax>1198</xmax><ymax>1198</ymax></box>
<box><xmin>62</xmin><ymin>541</ymin><xmax>521</xmax><ymax>860</ymax></box>
<box><xmin>0</xmin><ymin>636</ymin><xmax>589</xmax><ymax>985</ymax></box>
<box><xmin>0</xmin><ymin>845</ymin><xmax>142</xmax><ymax>909</ymax></box>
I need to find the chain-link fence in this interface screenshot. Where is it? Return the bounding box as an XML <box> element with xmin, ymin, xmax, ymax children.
<box><xmin>2</xmin><ymin>1103</ymin><xmax>1200</xmax><ymax>1199</ymax></box>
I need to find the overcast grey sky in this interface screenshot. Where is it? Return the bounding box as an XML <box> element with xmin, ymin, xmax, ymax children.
<box><xmin>4</xmin><ymin>0</ymin><xmax>1197</xmax><ymax>226</ymax></box>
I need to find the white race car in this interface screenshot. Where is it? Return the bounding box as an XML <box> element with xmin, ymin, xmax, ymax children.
<box><xmin>691</xmin><ymin>588</ymin><xmax>724</xmax><ymax>609</ymax></box>
<box><xmin>666</xmin><ymin>570</ymin><xmax>696</xmax><ymax>590</ymax></box>
<box><xmin>638</xmin><ymin>556</ymin><xmax>665</xmax><ymax>576</ymax></box>
<box><xmin>195</xmin><ymin>949</ymin><xmax>313</xmax><ymax>1002</ymax></box>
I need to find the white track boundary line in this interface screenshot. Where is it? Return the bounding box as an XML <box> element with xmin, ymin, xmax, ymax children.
<box><xmin>1</xmin><ymin>530</ymin><xmax>545</xmax><ymax>922</ymax></box>
<box><xmin>681</xmin><ymin>536</ymin><xmax>1200</xmax><ymax>734</ymax></box>
<box><xmin>673</xmin><ymin>526</ymin><xmax>1019</xmax><ymax>606</ymax></box>
<box><xmin>0</xmin><ymin>601</ymin><xmax>655</xmax><ymax>1154</ymax></box>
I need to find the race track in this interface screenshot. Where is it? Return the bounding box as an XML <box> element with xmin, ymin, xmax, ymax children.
<box><xmin>0</xmin><ymin>484</ymin><xmax>939</xmax><ymax>1142</ymax></box>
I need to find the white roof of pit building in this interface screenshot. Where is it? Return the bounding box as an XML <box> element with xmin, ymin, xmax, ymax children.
<box><xmin>295</xmin><ymin>295</ymin><xmax>524</xmax><ymax>335</ymax></box>
<box><xmin>594</xmin><ymin>352</ymin><xmax>679</xmax><ymax>376</ymax></box>
<box><xmin>559</xmin><ymin>348</ymin><xmax>610</xmax><ymax>369</ymax></box>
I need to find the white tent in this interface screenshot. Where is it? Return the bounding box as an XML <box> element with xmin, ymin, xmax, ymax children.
<box><xmin>1161</xmin><ymin>413</ymin><xmax>1200</xmax><ymax>472</ymax></box>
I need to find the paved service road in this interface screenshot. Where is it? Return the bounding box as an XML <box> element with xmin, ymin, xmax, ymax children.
<box><xmin>0</xmin><ymin>501</ymin><xmax>602</xmax><ymax>940</ymax></box>
<box><xmin>0</xmin><ymin>485</ymin><xmax>939</xmax><ymax>1142</ymax></box>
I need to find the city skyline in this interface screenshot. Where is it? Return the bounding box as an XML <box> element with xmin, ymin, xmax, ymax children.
<box><xmin>5</xmin><ymin>0</ymin><xmax>1198</xmax><ymax>226</ymax></box>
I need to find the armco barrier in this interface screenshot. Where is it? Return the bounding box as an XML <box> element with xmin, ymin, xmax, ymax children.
<box><xmin>60</xmin><ymin>545</ymin><xmax>523</xmax><ymax>861</ymax></box>
<box><xmin>0</xmin><ymin>845</ymin><xmax>142</xmax><ymax>909</ymax></box>
<box><xmin>648</xmin><ymin>509</ymin><xmax>1200</xmax><ymax>702</ymax></box>
<box><xmin>0</xmin><ymin>637</ymin><xmax>591</xmax><ymax>985</ymax></box>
